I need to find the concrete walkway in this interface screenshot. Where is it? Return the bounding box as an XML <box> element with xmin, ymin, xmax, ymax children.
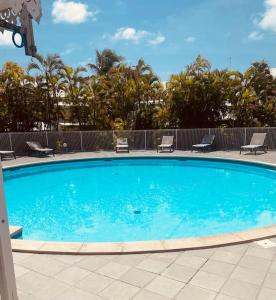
<box><xmin>2</xmin><ymin>151</ymin><xmax>276</xmax><ymax>300</ymax></box>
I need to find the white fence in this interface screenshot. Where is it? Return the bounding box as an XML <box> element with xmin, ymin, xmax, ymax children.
<box><xmin>0</xmin><ymin>128</ymin><xmax>276</xmax><ymax>155</ymax></box>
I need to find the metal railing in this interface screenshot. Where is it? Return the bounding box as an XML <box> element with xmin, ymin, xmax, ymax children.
<box><xmin>0</xmin><ymin>128</ymin><xmax>276</xmax><ymax>155</ymax></box>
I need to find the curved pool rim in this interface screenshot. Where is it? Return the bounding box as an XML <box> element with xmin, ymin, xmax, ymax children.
<box><xmin>4</xmin><ymin>154</ymin><xmax>276</xmax><ymax>255</ymax></box>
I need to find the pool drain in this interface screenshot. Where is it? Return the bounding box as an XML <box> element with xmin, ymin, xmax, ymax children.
<box><xmin>134</xmin><ymin>210</ymin><xmax>141</xmax><ymax>215</ymax></box>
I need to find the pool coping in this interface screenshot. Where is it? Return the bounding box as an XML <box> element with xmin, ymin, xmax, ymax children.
<box><xmin>5</xmin><ymin>153</ymin><xmax>276</xmax><ymax>255</ymax></box>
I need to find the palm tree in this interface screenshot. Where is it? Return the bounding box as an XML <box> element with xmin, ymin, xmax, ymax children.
<box><xmin>88</xmin><ymin>49</ymin><xmax>124</xmax><ymax>76</ymax></box>
<box><xmin>186</xmin><ymin>55</ymin><xmax>211</xmax><ymax>76</ymax></box>
<box><xmin>59</xmin><ymin>65</ymin><xmax>87</xmax><ymax>129</ymax></box>
<box><xmin>81</xmin><ymin>77</ymin><xmax>111</xmax><ymax>129</ymax></box>
<box><xmin>28</xmin><ymin>54</ymin><xmax>64</xmax><ymax>129</ymax></box>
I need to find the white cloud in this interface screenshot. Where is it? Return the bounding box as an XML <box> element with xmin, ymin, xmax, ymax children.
<box><xmin>248</xmin><ymin>31</ymin><xmax>264</xmax><ymax>41</ymax></box>
<box><xmin>52</xmin><ymin>0</ymin><xmax>98</xmax><ymax>24</ymax></box>
<box><xmin>184</xmin><ymin>36</ymin><xmax>196</xmax><ymax>43</ymax></box>
<box><xmin>259</xmin><ymin>0</ymin><xmax>276</xmax><ymax>32</ymax></box>
<box><xmin>113</xmin><ymin>27</ymin><xmax>148</xmax><ymax>43</ymax></box>
<box><xmin>148</xmin><ymin>34</ymin><xmax>166</xmax><ymax>45</ymax></box>
<box><xmin>112</xmin><ymin>27</ymin><xmax>165</xmax><ymax>46</ymax></box>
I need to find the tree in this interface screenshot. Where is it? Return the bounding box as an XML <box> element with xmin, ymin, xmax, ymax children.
<box><xmin>167</xmin><ymin>57</ymin><xmax>229</xmax><ymax>128</ymax></box>
<box><xmin>231</xmin><ymin>62</ymin><xmax>276</xmax><ymax>127</ymax></box>
<box><xmin>27</xmin><ymin>54</ymin><xmax>64</xmax><ymax>129</ymax></box>
<box><xmin>0</xmin><ymin>62</ymin><xmax>39</xmax><ymax>131</ymax></box>
<box><xmin>1</xmin><ymin>52</ymin><xmax>276</xmax><ymax>132</ymax></box>
<box><xmin>59</xmin><ymin>65</ymin><xmax>88</xmax><ymax>129</ymax></box>
<box><xmin>88</xmin><ymin>49</ymin><xmax>123</xmax><ymax>76</ymax></box>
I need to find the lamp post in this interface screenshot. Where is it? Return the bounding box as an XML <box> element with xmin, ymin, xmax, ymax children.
<box><xmin>0</xmin><ymin>163</ymin><xmax>18</xmax><ymax>300</ymax></box>
<box><xmin>0</xmin><ymin>1</ymin><xmax>42</xmax><ymax>298</ymax></box>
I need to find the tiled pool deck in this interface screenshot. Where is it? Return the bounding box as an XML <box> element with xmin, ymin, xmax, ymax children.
<box><xmin>3</xmin><ymin>151</ymin><xmax>276</xmax><ymax>300</ymax></box>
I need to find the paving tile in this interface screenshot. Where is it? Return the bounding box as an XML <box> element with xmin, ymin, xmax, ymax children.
<box><xmin>211</xmin><ymin>250</ymin><xmax>242</xmax><ymax>265</ymax></box>
<box><xmin>190</xmin><ymin>270</ymin><xmax>227</xmax><ymax>292</ymax></box>
<box><xmin>14</xmin><ymin>264</ymin><xmax>30</xmax><ymax>278</ymax></box>
<box><xmin>176</xmin><ymin>284</ymin><xmax>217</xmax><ymax>300</ymax></box>
<box><xmin>263</xmin><ymin>272</ymin><xmax>276</xmax><ymax>290</ymax></box>
<box><xmin>136</xmin><ymin>258</ymin><xmax>170</xmax><ymax>274</ymax></box>
<box><xmin>76</xmin><ymin>272</ymin><xmax>114</xmax><ymax>294</ymax></box>
<box><xmin>221</xmin><ymin>278</ymin><xmax>260</xmax><ymax>300</ymax></box>
<box><xmin>19</xmin><ymin>254</ymin><xmax>69</xmax><ymax>277</ymax></box>
<box><xmin>96</xmin><ymin>262</ymin><xmax>130</xmax><ymax>279</ymax></box>
<box><xmin>269</xmin><ymin>260</ymin><xmax>276</xmax><ymax>274</ymax></box>
<box><xmin>76</xmin><ymin>256</ymin><xmax>109</xmax><ymax>272</ymax></box>
<box><xmin>120</xmin><ymin>267</ymin><xmax>156</xmax><ymax>287</ymax></box>
<box><xmin>175</xmin><ymin>253</ymin><xmax>207</xmax><ymax>269</ymax></box>
<box><xmin>230</xmin><ymin>266</ymin><xmax>266</xmax><ymax>285</ymax></box>
<box><xmin>145</xmin><ymin>275</ymin><xmax>185</xmax><ymax>298</ymax></box>
<box><xmin>99</xmin><ymin>281</ymin><xmax>139</xmax><ymax>300</ymax></box>
<box><xmin>12</xmin><ymin>252</ymin><xmax>33</xmax><ymax>264</ymax></box>
<box><xmin>185</xmin><ymin>248</ymin><xmax>215</xmax><ymax>259</ymax></box>
<box><xmin>95</xmin><ymin>254</ymin><xmax>119</xmax><ymax>261</ymax></box>
<box><xmin>222</xmin><ymin>244</ymin><xmax>249</xmax><ymax>254</ymax></box>
<box><xmin>150</xmin><ymin>252</ymin><xmax>180</xmax><ymax>263</ymax></box>
<box><xmin>113</xmin><ymin>254</ymin><xmax>146</xmax><ymax>267</ymax></box>
<box><xmin>215</xmin><ymin>295</ymin><xmax>241</xmax><ymax>300</ymax></box>
<box><xmin>133</xmin><ymin>289</ymin><xmax>170</xmax><ymax>300</ymax></box>
<box><xmin>162</xmin><ymin>263</ymin><xmax>197</xmax><ymax>283</ymax></box>
<box><xmin>54</xmin><ymin>266</ymin><xmax>91</xmax><ymax>285</ymax></box>
<box><xmin>52</xmin><ymin>287</ymin><xmax>103</xmax><ymax>300</ymax></box>
<box><xmin>16</xmin><ymin>270</ymin><xmax>52</xmax><ymax>293</ymax></box>
<box><xmin>17</xmin><ymin>289</ymin><xmax>42</xmax><ymax>300</ymax></box>
<box><xmin>17</xmin><ymin>271</ymin><xmax>70</xmax><ymax>300</ymax></box>
<box><xmin>52</xmin><ymin>254</ymin><xmax>84</xmax><ymax>265</ymax></box>
<box><xmin>238</xmin><ymin>255</ymin><xmax>271</xmax><ymax>272</ymax></box>
<box><xmin>201</xmin><ymin>259</ymin><xmax>235</xmax><ymax>277</ymax></box>
<box><xmin>246</xmin><ymin>245</ymin><xmax>275</xmax><ymax>260</ymax></box>
<box><xmin>258</xmin><ymin>287</ymin><xmax>276</xmax><ymax>300</ymax></box>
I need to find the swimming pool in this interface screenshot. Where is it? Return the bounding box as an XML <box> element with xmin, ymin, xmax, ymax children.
<box><xmin>3</xmin><ymin>157</ymin><xmax>276</xmax><ymax>243</ymax></box>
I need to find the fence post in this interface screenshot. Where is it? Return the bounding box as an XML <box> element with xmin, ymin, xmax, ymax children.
<box><xmin>144</xmin><ymin>130</ymin><xmax>147</xmax><ymax>151</ymax></box>
<box><xmin>176</xmin><ymin>129</ymin><xmax>178</xmax><ymax>150</ymax></box>
<box><xmin>80</xmin><ymin>131</ymin><xmax>83</xmax><ymax>152</ymax></box>
<box><xmin>8</xmin><ymin>133</ymin><xmax>13</xmax><ymax>151</ymax></box>
<box><xmin>45</xmin><ymin>131</ymin><xmax>49</xmax><ymax>147</ymax></box>
<box><xmin>244</xmin><ymin>128</ymin><xmax>247</xmax><ymax>145</ymax></box>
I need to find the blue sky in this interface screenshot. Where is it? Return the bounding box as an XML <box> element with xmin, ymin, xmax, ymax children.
<box><xmin>1</xmin><ymin>0</ymin><xmax>276</xmax><ymax>80</ymax></box>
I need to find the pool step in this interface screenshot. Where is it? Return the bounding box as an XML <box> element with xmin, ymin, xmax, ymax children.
<box><xmin>9</xmin><ymin>226</ymin><xmax>23</xmax><ymax>238</ymax></box>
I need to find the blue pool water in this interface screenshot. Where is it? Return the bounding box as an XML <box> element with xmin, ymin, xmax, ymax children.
<box><xmin>3</xmin><ymin>158</ymin><xmax>276</xmax><ymax>242</ymax></box>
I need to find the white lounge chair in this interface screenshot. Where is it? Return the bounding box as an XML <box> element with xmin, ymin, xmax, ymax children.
<box><xmin>192</xmin><ymin>135</ymin><xmax>215</xmax><ymax>152</ymax></box>
<box><xmin>26</xmin><ymin>141</ymin><xmax>55</xmax><ymax>157</ymax></box>
<box><xmin>0</xmin><ymin>150</ymin><xmax>16</xmax><ymax>160</ymax></box>
<box><xmin>240</xmin><ymin>133</ymin><xmax>267</xmax><ymax>155</ymax></box>
<box><xmin>115</xmin><ymin>138</ymin><xmax>129</xmax><ymax>153</ymax></box>
<box><xmin>157</xmin><ymin>136</ymin><xmax>174</xmax><ymax>153</ymax></box>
